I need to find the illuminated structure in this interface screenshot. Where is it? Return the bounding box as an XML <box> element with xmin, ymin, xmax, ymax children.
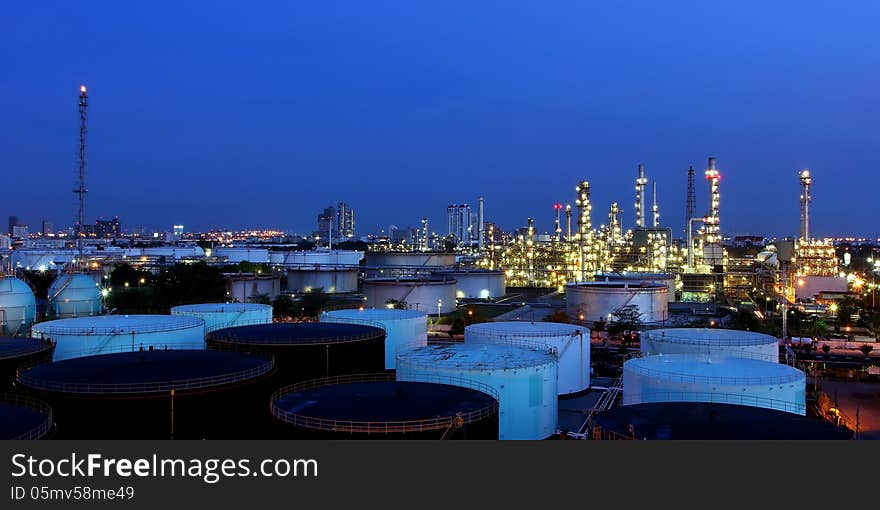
<box><xmin>74</xmin><ymin>85</ymin><xmax>88</xmax><ymax>261</ymax></box>
<box><xmin>635</xmin><ymin>164</ymin><xmax>648</xmax><ymax>228</ymax></box>
<box><xmin>701</xmin><ymin>157</ymin><xmax>723</xmax><ymax>268</ymax></box>
<box><xmin>799</xmin><ymin>169</ymin><xmax>812</xmax><ymax>242</ymax></box>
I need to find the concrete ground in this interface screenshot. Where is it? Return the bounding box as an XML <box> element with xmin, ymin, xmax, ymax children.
<box><xmin>817</xmin><ymin>380</ymin><xmax>880</xmax><ymax>440</ymax></box>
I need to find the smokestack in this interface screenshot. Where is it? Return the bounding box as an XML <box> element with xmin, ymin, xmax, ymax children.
<box><xmin>652</xmin><ymin>181</ymin><xmax>660</xmax><ymax>227</ymax></box>
<box><xmin>635</xmin><ymin>164</ymin><xmax>647</xmax><ymax>228</ymax></box>
<box><xmin>478</xmin><ymin>197</ymin><xmax>485</xmax><ymax>251</ymax></box>
<box><xmin>800</xmin><ymin>169</ymin><xmax>812</xmax><ymax>242</ymax></box>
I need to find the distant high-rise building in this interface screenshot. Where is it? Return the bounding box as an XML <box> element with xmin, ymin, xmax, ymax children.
<box><xmin>8</xmin><ymin>216</ymin><xmax>19</xmax><ymax>236</ymax></box>
<box><xmin>315</xmin><ymin>206</ymin><xmax>336</xmax><ymax>239</ymax></box>
<box><xmin>41</xmin><ymin>220</ymin><xmax>54</xmax><ymax>237</ymax></box>
<box><xmin>11</xmin><ymin>225</ymin><xmax>29</xmax><ymax>240</ymax></box>
<box><xmin>94</xmin><ymin>217</ymin><xmax>122</xmax><ymax>238</ymax></box>
<box><xmin>337</xmin><ymin>202</ymin><xmax>355</xmax><ymax>239</ymax></box>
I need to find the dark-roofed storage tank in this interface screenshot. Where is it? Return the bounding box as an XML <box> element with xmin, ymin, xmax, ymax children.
<box><xmin>0</xmin><ymin>337</ymin><xmax>54</xmax><ymax>390</ymax></box>
<box><xmin>0</xmin><ymin>394</ymin><xmax>53</xmax><ymax>440</ymax></box>
<box><xmin>207</xmin><ymin>323</ymin><xmax>385</xmax><ymax>384</ymax></box>
<box><xmin>16</xmin><ymin>349</ymin><xmax>274</xmax><ymax>439</ymax></box>
<box><xmin>271</xmin><ymin>373</ymin><xmax>499</xmax><ymax>439</ymax></box>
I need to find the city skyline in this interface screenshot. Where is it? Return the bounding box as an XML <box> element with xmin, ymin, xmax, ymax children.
<box><xmin>2</xmin><ymin>2</ymin><xmax>878</xmax><ymax>237</ymax></box>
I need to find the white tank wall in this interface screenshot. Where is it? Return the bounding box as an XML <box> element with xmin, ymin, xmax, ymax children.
<box><xmin>465</xmin><ymin>321</ymin><xmax>590</xmax><ymax>395</ymax></box>
<box><xmin>363</xmin><ymin>279</ymin><xmax>457</xmax><ymax>314</ymax></box>
<box><xmin>437</xmin><ymin>271</ymin><xmax>505</xmax><ymax>299</ymax></box>
<box><xmin>595</xmin><ymin>272</ymin><xmax>676</xmax><ymax>303</ymax></box>
<box><xmin>566</xmin><ymin>282</ymin><xmax>668</xmax><ymax>323</ymax></box>
<box><xmin>365</xmin><ymin>252</ymin><xmax>456</xmax><ymax>267</ymax></box>
<box><xmin>269</xmin><ymin>250</ymin><xmax>363</xmax><ymax>266</ymax></box>
<box><xmin>623</xmin><ymin>354</ymin><xmax>806</xmax><ymax>415</ymax></box>
<box><xmin>48</xmin><ymin>274</ymin><xmax>103</xmax><ymax>319</ymax></box>
<box><xmin>31</xmin><ymin>315</ymin><xmax>206</xmax><ymax>361</ymax></box>
<box><xmin>321</xmin><ymin>308</ymin><xmax>428</xmax><ymax>369</ymax></box>
<box><xmin>171</xmin><ymin>303</ymin><xmax>273</xmax><ymax>333</ymax></box>
<box><xmin>287</xmin><ymin>268</ymin><xmax>358</xmax><ymax>294</ymax></box>
<box><xmin>213</xmin><ymin>247</ymin><xmax>270</xmax><ymax>263</ymax></box>
<box><xmin>642</xmin><ymin>328</ymin><xmax>779</xmax><ymax>362</ymax></box>
<box><xmin>0</xmin><ymin>277</ymin><xmax>37</xmax><ymax>336</ymax></box>
<box><xmin>396</xmin><ymin>343</ymin><xmax>558</xmax><ymax>440</ymax></box>
<box><xmin>225</xmin><ymin>277</ymin><xmax>281</xmax><ymax>302</ymax></box>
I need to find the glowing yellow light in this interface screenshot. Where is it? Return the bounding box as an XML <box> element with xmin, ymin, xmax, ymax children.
<box><xmin>80</xmin><ymin>85</ymin><xmax>87</xmax><ymax>93</ymax></box>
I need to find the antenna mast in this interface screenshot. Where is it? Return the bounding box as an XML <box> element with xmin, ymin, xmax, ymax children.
<box><xmin>75</xmin><ymin>85</ymin><xmax>89</xmax><ymax>265</ymax></box>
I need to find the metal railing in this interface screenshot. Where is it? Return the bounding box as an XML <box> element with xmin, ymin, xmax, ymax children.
<box><xmin>397</xmin><ymin>341</ymin><xmax>558</xmax><ymax>371</ymax></box>
<box><xmin>626</xmin><ymin>362</ymin><xmax>806</xmax><ymax>386</ymax></box>
<box><xmin>50</xmin><ymin>341</ymin><xmax>207</xmax><ymax>360</ymax></box>
<box><xmin>0</xmin><ymin>393</ymin><xmax>53</xmax><ymax>440</ymax></box>
<box><xmin>621</xmin><ymin>391</ymin><xmax>806</xmax><ymax>415</ymax></box>
<box><xmin>644</xmin><ymin>329</ymin><xmax>778</xmax><ymax>347</ymax></box>
<box><xmin>17</xmin><ymin>354</ymin><xmax>275</xmax><ymax>395</ymax></box>
<box><xmin>31</xmin><ymin>316</ymin><xmax>206</xmax><ymax>336</ymax></box>
<box><xmin>270</xmin><ymin>373</ymin><xmax>499</xmax><ymax>434</ymax></box>
<box><xmin>0</xmin><ymin>339</ymin><xmax>55</xmax><ymax>360</ymax></box>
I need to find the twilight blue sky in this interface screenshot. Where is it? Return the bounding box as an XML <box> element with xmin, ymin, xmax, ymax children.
<box><xmin>2</xmin><ymin>1</ymin><xmax>878</xmax><ymax>237</ymax></box>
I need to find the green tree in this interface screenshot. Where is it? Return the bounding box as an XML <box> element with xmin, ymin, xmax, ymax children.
<box><xmin>448</xmin><ymin>318</ymin><xmax>466</xmax><ymax>337</ymax></box>
<box><xmin>300</xmin><ymin>291</ymin><xmax>329</xmax><ymax>318</ymax></box>
<box><xmin>608</xmin><ymin>305</ymin><xmax>643</xmax><ymax>335</ymax></box>
<box><xmin>248</xmin><ymin>293</ymin><xmax>271</xmax><ymax>305</ymax></box>
<box><xmin>109</xmin><ymin>263</ymin><xmax>153</xmax><ymax>287</ymax></box>
<box><xmin>271</xmin><ymin>295</ymin><xmax>297</xmax><ymax>318</ymax></box>
<box><xmin>821</xmin><ymin>343</ymin><xmax>831</xmax><ymax>354</ymax></box>
<box><xmin>868</xmin><ymin>313</ymin><xmax>880</xmax><ymax>341</ymax></box>
<box><xmin>543</xmin><ymin>310</ymin><xmax>571</xmax><ymax>324</ymax></box>
<box><xmin>860</xmin><ymin>344</ymin><xmax>874</xmax><ymax>356</ymax></box>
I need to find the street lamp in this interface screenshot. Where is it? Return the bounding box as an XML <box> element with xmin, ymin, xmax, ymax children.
<box><xmin>437</xmin><ymin>299</ymin><xmax>442</xmax><ymax>320</ymax></box>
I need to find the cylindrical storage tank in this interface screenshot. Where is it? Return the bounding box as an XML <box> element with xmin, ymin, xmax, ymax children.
<box><xmin>642</xmin><ymin>328</ymin><xmax>779</xmax><ymax>362</ymax></box>
<box><xmin>207</xmin><ymin>323</ymin><xmax>385</xmax><ymax>384</ymax></box>
<box><xmin>592</xmin><ymin>402</ymin><xmax>853</xmax><ymax>440</ymax></box>
<box><xmin>566</xmin><ymin>281</ymin><xmax>668</xmax><ymax>323</ymax></box>
<box><xmin>31</xmin><ymin>315</ymin><xmax>206</xmax><ymax>361</ymax></box>
<box><xmin>0</xmin><ymin>394</ymin><xmax>53</xmax><ymax>440</ymax></box>
<box><xmin>363</xmin><ymin>277</ymin><xmax>457</xmax><ymax>314</ymax></box>
<box><xmin>0</xmin><ymin>337</ymin><xmax>55</xmax><ymax>390</ymax></box>
<box><xmin>213</xmin><ymin>247</ymin><xmax>269</xmax><ymax>263</ymax></box>
<box><xmin>47</xmin><ymin>273</ymin><xmax>103</xmax><ymax>319</ymax></box>
<box><xmin>465</xmin><ymin>321</ymin><xmax>589</xmax><ymax>395</ymax></box>
<box><xmin>595</xmin><ymin>272</ymin><xmax>676</xmax><ymax>303</ymax></box>
<box><xmin>269</xmin><ymin>250</ymin><xmax>363</xmax><ymax>266</ymax></box>
<box><xmin>321</xmin><ymin>308</ymin><xmax>428</xmax><ymax>369</ymax></box>
<box><xmin>365</xmin><ymin>252</ymin><xmax>456</xmax><ymax>268</ymax></box>
<box><xmin>171</xmin><ymin>303</ymin><xmax>273</xmax><ymax>333</ymax></box>
<box><xmin>16</xmin><ymin>349</ymin><xmax>275</xmax><ymax>439</ymax></box>
<box><xmin>271</xmin><ymin>373</ymin><xmax>499</xmax><ymax>439</ymax></box>
<box><xmin>433</xmin><ymin>269</ymin><xmax>506</xmax><ymax>299</ymax></box>
<box><xmin>287</xmin><ymin>266</ymin><xmax>358</xmax><ymax>294</ymax></box>
<box><xmin>0</xmin><ymin>276</ymin><xmax>37</xmax><ymax>335</ymax></box>
<box><xmin>397</xmin><ymin>343</ymin><xmax>558</xmax><ymax>440</ymax></box>
<box><xmin>622</xmin><ymin>354</ymin><xmax>806</xmax><ymax>415</ymax></box>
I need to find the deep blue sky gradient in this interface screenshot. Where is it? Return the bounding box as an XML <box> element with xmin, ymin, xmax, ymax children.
<box><xmin>2</xmin><ymin>1</ymin><xmax>878</xmax><ymax>237</ymax></box>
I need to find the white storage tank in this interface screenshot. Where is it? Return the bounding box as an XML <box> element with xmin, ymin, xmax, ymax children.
<box><xmin>171</xmin><ymin>303</ymin><xmax>273</xmax><ymax>333</ymax></box>
<box><xmin>566</xmin><ymin>281</ymin><xmax>668</xmax><ymax>323</ymax></box>
<box><xmin>396</xmin><ymin>342</ymin><xmax>558</xmax><ymax>440</ymax></box>
<box><xmin>465</xmin><ymin>321</ymin><xmax>589</xmax><ymax>395</ymax></box>
<box><xmin>363</xmin><ymin>277</ymin><xmax>457</xmax><ymax>314</ymax></box>
<box><xmin>31</xmin><ymin>315</ymin><xmax>206</xmax><ymax>361</ymax></box>
<box><xmin>287</xmin><ymin>266</ymin><xmax>358</xmax><ymax>294</ymax></box>
<box><xmin>269</xmin><ymin>250</ymin><xmax>363</xmax><ymax>266</ymax></box>
<box><xmin>642</xmin><ymin>328</ymin><xmax>779</xmax><ymax>362</ymax></box>
<box><xmin>224</xmin><ymin>274</ymin><xmax>281</xmax><ymax>302</ymax></box>
<box><xmin>595</xmin><ymin>272</ymin><xmax>676</xmax><ymax>303</ymax></box>
<box><xmin>434</xmin><ymin>269</ymin><xmax>505</xmax><ymax>299</ymax></box>
<box><xmin>47</xmin><ymin>273</ymin><xmax>103</xmax><ymax>319</ymax></box>
<box><xmin>213</xmin><ymin>247</ymin><xmax>270</xmax><ymax>264</ymax></box>
<box><xmin>321</xmin><ymin>308</ymin><xmax>428</xmax><ymax>369</ymax></box>
<box><xmin>0</xmin><ymin>276</ymin><xmax>37</xmax><ymax>336</ymax></box>
<box><xmin>365</xmin><ymin>252</ymin><xmax>456</xmax><ymax>268</ymax></box>
<box><xmin>623</xmin><ymin>354</ymin><xmax>806</xmax><ymax>415</ymax></box>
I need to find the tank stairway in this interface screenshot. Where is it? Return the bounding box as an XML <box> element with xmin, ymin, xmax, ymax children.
<box><xmin>567</xmin><ymin>377</ymin><xmax>623</xmax><ymax>439</ymax></box>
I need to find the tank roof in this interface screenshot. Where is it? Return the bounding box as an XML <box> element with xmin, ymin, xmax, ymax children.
<box><xmin>566</xmin><ymin>281</ymin><xmax>667</xmax><ymax>290</ymax></box>
<box><xmin>0</xmin><ymin>337</ymin><xmax>54</xmax><ymax>360</ymax></box>
<box><xmin>171</xmin><ymin>303</ymin><xmax>272</xmax><ymax>313</ymax></box>
<box><xmin>0</xmin><ymin>276</ymin><xmax>35</xmax><ymax>295</ymax></box>
<box><xmin>466</xmin><ymin>321</ymin><xmax>586</xmax><ymax>337</ymax></box>
<box><xmin>18</xmin><ymin>350</ymin><xmax>273</xmax><ymax>395</ymax></box>
<box><xmin>323</xmin><ymin>308</ymin><xmax>426</xmax><ymax>321</ymax></box>
<box><xmin>272</xmin><ymin>374</ymin><xmax>497</xmax><ymax>432</ymax></box>
<box><xmin>595</xmin><ymin>402</ymin><xmax>851</xmax><ymax>440</ymax></box>
<box><xmin>209</xmin><ymin>322</ymin><xmax>384</xmax><ymax>346</ymax></box>
<box><xmin>364</xmin><ymin>277</ymin><xmax>456</xmax><ymax>285</ymax></box>
<box><xmin>645</xmin><ymin>328</ymin><xmax>778</xmax><ymax>347</ymax></box>
<box><xmin>595</xmin><ymin>271</ymin><xmax>674</xmax><ymax>279</ymax></box>
<box><xmin>625</xmin><ymin>354</ymin><xmax>804</xmax><ymax>385</ymax></box>
<box><xmin>0</xmin><ymin>395</ymin><xmax>52</xmax><ymax>440</ymax></box>
<box><xmin>398</xmin><ymin>342</ymin><xmax>556</xmax><ymax>371</ymax></box>
<box><xmin>32</xmin><ymin>315</ymin><xmax>205</xmax><ymax>335</ymax></box>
